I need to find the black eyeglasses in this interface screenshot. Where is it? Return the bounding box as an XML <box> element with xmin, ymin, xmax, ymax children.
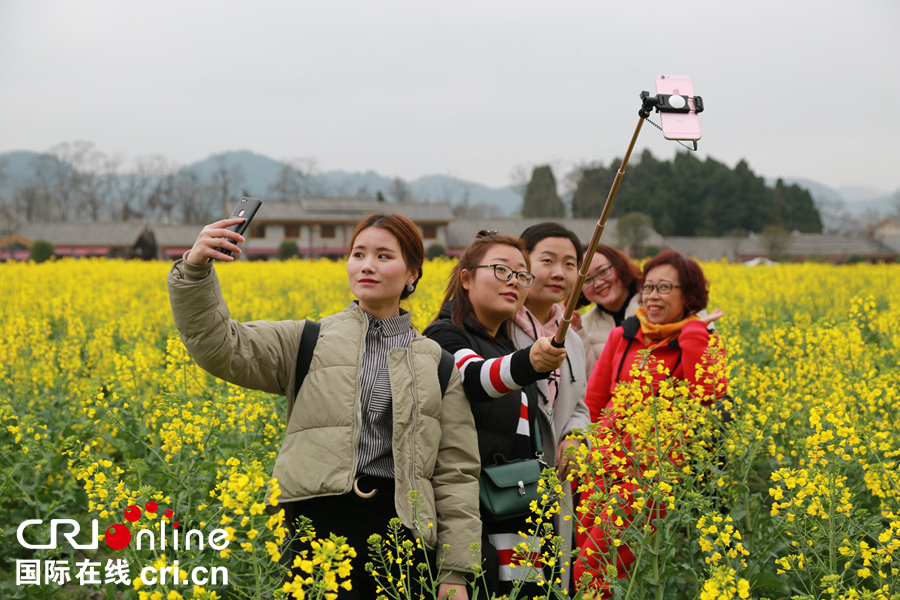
<box><xmin>474</xmin><ymin>264</ymin><xmax>535</xmax><ymax>287</ymax></box>
<box><xmin>584</xmin><ymin>264</ymin><xmax>614</xmax><ymax>287</ymax></box>
<box><xmin>640</xmin><ymin>283</ymin><xmax>681</xmax><ymax>295</ymax></box>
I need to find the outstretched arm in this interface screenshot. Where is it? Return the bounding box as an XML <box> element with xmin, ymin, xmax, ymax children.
<box><xmin>168</xmin><ymin>246</ymin><xmax>302</xmax><ymax>396</ymax></box>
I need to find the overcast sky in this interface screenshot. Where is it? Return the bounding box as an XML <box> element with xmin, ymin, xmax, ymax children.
<box><xmin>2</xmin><ymin>0</ymin><xmax>898</xmax><ymax>194</ymax></box>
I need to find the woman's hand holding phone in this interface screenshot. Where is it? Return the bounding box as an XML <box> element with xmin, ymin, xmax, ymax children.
<box><xmin>186</xmin><ymin>218</ymin><xmax>246</xmax><ymax>265</ymax></box>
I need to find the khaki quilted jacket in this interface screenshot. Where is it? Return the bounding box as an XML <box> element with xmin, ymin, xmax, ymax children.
<box><xmin>167</xmin><ymin>256</ymin><xmax>481</xmax><ymax>579</ymax></box>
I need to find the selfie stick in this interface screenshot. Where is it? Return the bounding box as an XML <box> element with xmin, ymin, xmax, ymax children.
<box><xmin>552</xmin><ymin>91</ymin><xmax>696</xmax><ymax>348</ymax></box>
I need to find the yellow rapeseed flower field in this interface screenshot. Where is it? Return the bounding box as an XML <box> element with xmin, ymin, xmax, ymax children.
<box><xmin>1</xmin><ymin>257</ymin><xmax>898</xmax><ymax>600</ymax></box>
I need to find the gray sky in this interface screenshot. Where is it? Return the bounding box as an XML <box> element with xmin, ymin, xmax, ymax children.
<box><xmin>2</xmin><ymin>0</ymin><xmax>899</xmax><ymax>193</ymax></box>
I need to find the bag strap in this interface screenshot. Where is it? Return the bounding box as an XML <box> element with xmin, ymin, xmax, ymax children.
<box><xmin>437</xmin><ymin>349</ymin><xmax>454</xmax><ymax>397</ymax></box>
<box><xmin>294</xmin><ymin>320</ymin><xmax>321</xmax><ymax>396</ymax></box>
<box><xmin>615</xmin><ymin>337</ymin><xmax>635</xmax><ymax>383</ymax></box>
<box><xmin>526</xmin><ymin>388</ymin><xmax>543</xmax><ymax>459</ymax></box>
<box><xmin>295</xmin><ymin>323</ymin><xmax>450</xmax><ymax>401</ymax></box>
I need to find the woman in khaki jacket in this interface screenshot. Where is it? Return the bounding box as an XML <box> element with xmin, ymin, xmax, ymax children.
<box><xmin>168</xmin><ymin>213</ymin><xmax>480</xmax><ymax>600</ymax></box>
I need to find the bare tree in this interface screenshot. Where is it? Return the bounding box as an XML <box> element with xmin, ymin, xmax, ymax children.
<box><xmin>562</xmin><ymin>161</ymin><xmax>601</xmax><ymax>196</ymax></box>
<box><xmin>509</xmin><ymin>163</ymin><xmax>532</xmax><ymax>197</ymax></box>
<box><xmin>46</xmin><ymin>142</ymin><xmax>90</xmax><ymax>221</ymax></box>
<box><xmin>12</xmin><ymin>154</ymin><xmax>55</xmax><ymax>222</ymax></box>
<box><xmin>0</xmin><ymin>200</ymin><xmax>19</xmax><ymax>232</ymax></box>
<box><xmin>268</xmin><ymin>162</ymin><xmax>304</xmax><ymax>201</ymax></box>
<box><xmin>760</xmin><ymin>225</ymin><xmax>793</xmax><ymax>260</ymax></box>
<box><xmin>267</xmin><ymin>158</ymin><xmax>319</xmax><ymax>200</ymax></box>
<box><xmin>210</xmin><ymin>156</ymin><xmax>245</xmax><ymax>217</ymax></box>
<box><xmin>173</xmin><ymin>170</ymin><xmax>214</xmax><ymax>224</ymax></box>
<box><xmin>72</xmin><ymin>145</ymin><xmax>109</xmax><ymax>221</ymax></box>
<box><xmin>450</xmin><ymin>187</ymin><xmax>500</xmax><ymax>219</ymax></box>
<box><xmin>107</xmin><ymin>155</ymin><xmax>153</xmax><ymax>221</ymax></box>
<box><xmin>140</xmin><ymin>156</ymin><xmax>178</xmax><ymax>223</ymax></box>
<box><xmin>616</xmin><ymin>212</ymin><xmax>654</xmax><ymax>257</ymax></box>
<box><xmin>388</xmin><ymin>177</ymin><xmax>413</xmax><ymax>203</ymax></box>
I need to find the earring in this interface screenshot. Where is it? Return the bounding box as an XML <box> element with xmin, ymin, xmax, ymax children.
<box><xmin>406</xmin><ymin>280</ymin><xmax>415</xmax><ymax>292</ymax></box>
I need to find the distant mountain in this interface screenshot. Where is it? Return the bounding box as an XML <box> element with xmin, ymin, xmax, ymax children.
<box><xmin>182</xmin><ymin>151</ymin><xmax>524</xmax><ymax>216</ymax></box>
<box><xmin>837</xmin><ymin>184</ymin><xmax>889</xmax><ymax>203</ymax></box>
<box><xmin>0</xmin><ymin>150</ymin><xmax>45</xmax><ymax>195</ymax></box>
<box><xmin>3</xmin><ymin>148</ymin><xmax>895</xmax><ymax>222</ymax></box>
<box><xmin>767</xmin><ymin>176</ymin><xmax>897</xmax><ymax>216</ymax></box>
<box><xmin>406</xmin><ymin>174</ymin><xmax>522</xmax><ymax>215</ymax></box>
<box><xmin>184</xmin><ymin>150</ymin><xmax>287</xmax><ymax>197</ymax></box>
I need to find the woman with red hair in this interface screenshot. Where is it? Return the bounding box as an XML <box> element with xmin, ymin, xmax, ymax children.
<box><xmin>574</xmin><ymin>250</ymin><xmax>726</xmax><ymax>593</ymax></box>
<box><xmin>571</xmin><ymin>243</ymin><xmax>643</xmax><ymax>379</ymax></box>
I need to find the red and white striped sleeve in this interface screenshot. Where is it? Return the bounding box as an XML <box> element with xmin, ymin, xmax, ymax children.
<box><xmin>453</xmin><ymin>348</ymin><xmax>534</xmax><ymax>400</ymax></box>
<box><xmin>423</xmin><ymin>319</ymin><xmax>548</xmax><ymax>404</ymax></box>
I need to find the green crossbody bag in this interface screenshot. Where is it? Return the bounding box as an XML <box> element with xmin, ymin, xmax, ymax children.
<box><xmin>478</xmin><ymin>419</ymin><xmax>549</xmax><ymax>521</ymax></box>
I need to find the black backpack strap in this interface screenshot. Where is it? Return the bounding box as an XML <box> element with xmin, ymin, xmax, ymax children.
<box><xmin>621</xmin><ymin>316</ymin><xmax>640</xmax><ymax>339</ymax></box>
<box><xmin>437</xmin><ymin>349</ymin><xmax>455</xmax><ymax>397</ymax></box>
<box><xmin>615</xmin><ymin>337</ymin><xmax>635</xmax><ymax>383</ymax></box>
<box><xmin>294</xmin><ymin>320</ymin><xmax>321</xmax><ymax>394</ymax></box>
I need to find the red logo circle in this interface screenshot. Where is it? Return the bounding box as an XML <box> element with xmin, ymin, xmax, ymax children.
<box><xmin>104</xmin><ymin>524</ymin><xmax>132</xmax><ymax>550</ymax></box>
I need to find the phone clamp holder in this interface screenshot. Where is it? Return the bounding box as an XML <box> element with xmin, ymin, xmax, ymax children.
<box><xmin>638</xmin><ymin>91</ymin><xmax>704</xmax><ymax>118</ymax></box>
<box><xmin>657</xmin><ymin>93</ymin><xmax>704</xmax><ymax>114</ymax></box>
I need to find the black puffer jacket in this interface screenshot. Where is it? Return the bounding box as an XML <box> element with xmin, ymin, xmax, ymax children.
<box><xmin>424</xmin><ymin>302</ymin><xmax>549</xmax><ymax>466</ymax></box>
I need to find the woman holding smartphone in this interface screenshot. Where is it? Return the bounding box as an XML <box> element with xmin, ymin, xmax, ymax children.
<box><xmin>168</xmin><ymin>214</ymin><xmax>480</xmax><ymax>600</ymax></box>
<box><xmin>423</xmin><ymin>231</ymin><xmax>566</xmax><ymax>598</ymax></box>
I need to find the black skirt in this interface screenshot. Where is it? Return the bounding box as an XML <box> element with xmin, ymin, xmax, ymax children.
<box><xmin>282</xmin><ymin>477</ymin><xmax>432</xmax><ymax>600</ymax></box>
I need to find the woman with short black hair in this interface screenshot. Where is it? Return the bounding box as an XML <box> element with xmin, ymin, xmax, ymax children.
<box><xmin>511</xmin><ymin>222</ymin><xmax>591</xmax><ymax>594</ymax></box>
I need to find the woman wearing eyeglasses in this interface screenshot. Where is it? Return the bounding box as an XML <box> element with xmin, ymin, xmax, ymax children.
<box><xmin>569</xmin><ymin>244</ymin><xmax>642</xmax><ymax>379</ymax></box>
<box><xmin>574</xmin><ymin>250</ymin><xmax>726</xmax><ymax>591</ymax></box>
<box><xmin>423</xmin><ymin>231</ymin><xmax>566</xmax><ymax>598</ymax></box>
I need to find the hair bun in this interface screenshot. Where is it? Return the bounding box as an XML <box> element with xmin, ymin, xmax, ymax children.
<box><xmin>475</xmin><ymin>229</ymin><xmax>499</xmax><ymax>239</ymax></box>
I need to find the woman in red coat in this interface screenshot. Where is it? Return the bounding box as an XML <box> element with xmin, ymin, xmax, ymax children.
<box><xmin>574</xmin><ymin>250</ymin><xmax>726</xmax><ymax>592</ymax></box>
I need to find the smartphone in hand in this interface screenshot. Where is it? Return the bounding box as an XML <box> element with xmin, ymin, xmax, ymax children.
<box><xmin>655</xmin><ymin>75</ymin><xmax>701</xmax><ymax>141</ymax></box>
<box><xmin>215</xmin><ymin>197</ymin><xmax>263</xmax><ymax>257</ymax></box>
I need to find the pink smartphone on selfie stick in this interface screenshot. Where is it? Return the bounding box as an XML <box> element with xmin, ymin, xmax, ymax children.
<box><xmin>655</xmin><ymin>75</ymin><xmax>702</xmax><ymax>141</ymax></box>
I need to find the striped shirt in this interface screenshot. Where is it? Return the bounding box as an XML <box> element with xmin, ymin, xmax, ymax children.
<box><xmin>352</xmin><ymin>301</ymin><xmax>416</xmax><ymax>478</ymax></box>
<box><xmin>453</xmin><ymin>347</ymin><xmax>534</xmax><ymax>456</ymax></box>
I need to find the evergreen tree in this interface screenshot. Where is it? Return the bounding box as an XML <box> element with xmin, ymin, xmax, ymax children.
<box><xmin>569</xmin><ymin>150</ymin><xmax>823</xmax><ymax>236</ymax></box>
<box><xmin>522</xmin><ymin>165</ymin><xmax>566</xmax><ymax>218</ymax></box>
<box><xmin>572</xmin><ymin>164</ymin><xmax>614</xmax><ymax>218</ymax></box>
<box><xmin>616</xmin><ymin>212</ymin><xmax>654</xmax><ymax>257</ymax></box>
<box><xmin>773</xmin><ymin>179</ymin><xmax>822</xmax><ymax>232</ymax></box>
